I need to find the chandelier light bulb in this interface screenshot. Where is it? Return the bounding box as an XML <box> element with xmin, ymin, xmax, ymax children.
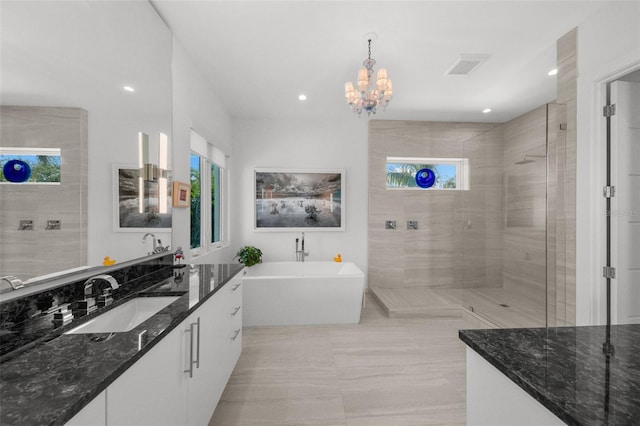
<box><xmin>344</xmin><ymin>38</ymin><xmax>392</xmax><ymax>117</ymax></box>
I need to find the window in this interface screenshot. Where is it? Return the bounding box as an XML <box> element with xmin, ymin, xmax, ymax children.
<box><xmin>0</xmin><ymin>147</ymin><xmax>61</xmax><ymax>184</ymax></box>
<box><xmin>190</xmin><ymin>153</ymin><xmax>202</xmax><ymax>249</ymax></box>
<box><xmin>385</xmin><ymin>156</ymin><xmax>469</xmax><ymax>190</ymax></box>
<box><xmin>190</xmin><ymin>131</ymin><xmax>227</xmax><ymax>254</ymax></box>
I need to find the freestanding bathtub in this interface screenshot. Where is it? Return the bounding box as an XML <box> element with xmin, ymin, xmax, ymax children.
<box><xmin>242</xmin><ymin>261</ymin><xmax>365</xmax><ymax>326</ymax></box>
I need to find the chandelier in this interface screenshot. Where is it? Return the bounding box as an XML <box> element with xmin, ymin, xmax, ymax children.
<box><xmin>344</xmin><ymin>38</ymin><xmax>393</xmax><ymax>117</ymax></box>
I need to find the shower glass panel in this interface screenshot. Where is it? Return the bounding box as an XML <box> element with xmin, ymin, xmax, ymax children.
<box><xmin>456</xmin><ymin>125</ymin><xmax>504</xmax><ymax>324</ymax></box>
<box><xmin>461</xmin><ymin>104</ymin><xmax>557</xmax><ymax>328</ymax></box>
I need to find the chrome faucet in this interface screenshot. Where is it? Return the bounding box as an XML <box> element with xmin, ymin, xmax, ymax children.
<box><xmin>83</xmin><ymin>274</ymin><xmax>119</xmax><ymax>308</ymax></box>
<box><xmin>295</xmin><ymin>232</ymin><xmax>309</xmax><ymax>262</ymax></box>
<box><xmin>83</xmin><ymin>279</ymin><xmax>95</xmax><ymax>300</ymax></box>
<box><xmin>83</xmin><ymin>274</ymin><xmax>119</xmax><ymax>299</ymax></box>
<box><xmin>142</xmin><ymin>233</ymin><xmax>157</xmax><ymax>255</ymax></box>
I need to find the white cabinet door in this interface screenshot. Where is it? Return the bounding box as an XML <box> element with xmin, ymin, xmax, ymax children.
<box><xmin>466</xmin><ymin>347</ymin><xmax>565</xmax><ymax>426</ymax></box>
<box><xmin>106</xmin><ymin>325</ymin><xmax>188</xmax><ymax>426</ymax></box>
<box><xmin>65</xmin><ymin>391</ymin><xmax>106</xmax><ymax>426</ymax></box>
<box><xmin>187</xmin><ymin>291</ymin><xmax>229</xmax><ymax>426</ymax></box>
<box><xmin>103</xmin><ymin>268</ymin><xmax>244</xmax><ymax>426</ymax></box>
<box><xmin>188</xmin><ymin>270</ymin><xmax>244</xmax><ymax>425</ymax></box>
<box><xmin>226</xmin><ymin>273</ymin><xmax>243</xmax><ymax>375</ymax></box>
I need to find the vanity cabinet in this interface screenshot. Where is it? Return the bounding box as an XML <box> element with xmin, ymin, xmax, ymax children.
<box><xmin>105</xmin><ymin>321</ymin><xmax>188</xmax><ymax>425</ymax></box>
<box><xmin>187</xmin><ymin>270</ymin><xmax>243</xmax><ymax>424</ymax></box>
<box><xmin>466</xmin><ymin>347</ymin><xmax>565</xmax><ymax>426</ymax></box>
<box><xmin>100</xmin><ymin>270</ymin><xmax>244</xmax><ymax>426</ymax></box>
<box><xmin>65</xmin><ymin>391</ymin><xmax>106</xmax><ymax>426</ymax></box>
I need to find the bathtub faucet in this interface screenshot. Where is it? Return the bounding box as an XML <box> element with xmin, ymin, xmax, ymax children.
<box><xmin>296</xmin><ymin>232</ymin><xmax>309</xmax><ymax>262</ymax></box>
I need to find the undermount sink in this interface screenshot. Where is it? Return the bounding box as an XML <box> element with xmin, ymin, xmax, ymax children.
<box><xmin>65</xmin><ymin>296</ymin><xmax>180</xmax><ymax>334</ymax></box>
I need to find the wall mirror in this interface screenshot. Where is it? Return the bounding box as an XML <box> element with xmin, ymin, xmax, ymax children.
<box><xmin>0</xmin><ymin>1</ymin><xmax>173</xmax><ymax>282</ymax></box>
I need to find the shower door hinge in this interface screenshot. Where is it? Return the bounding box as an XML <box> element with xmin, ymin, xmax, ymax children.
<box><xmin>603</xmin><ymin>104</ymin><xmax>616</xmax><ymax>117</ymax></box>
<box><xmin>603</xmin><ymin>266</ymin><xmax>616</xmax><ymax>279</ymax></box>
<box><xmin>603</xmin><ymin>186</ymin><xmax>616</xmax><ymax>198</ymax></box>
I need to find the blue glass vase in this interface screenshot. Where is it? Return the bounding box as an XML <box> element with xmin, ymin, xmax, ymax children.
<box><xmin>415</xmin><ymin>168</ymin><xmax>435</xmax><ymax>188</ymax></box>
<box><xmin>3</xmin><ymin>159</ymin><xmax>32</xmax><ymax>183</ymax></box>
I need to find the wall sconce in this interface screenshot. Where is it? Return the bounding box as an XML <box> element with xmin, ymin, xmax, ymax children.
<box><xmin>138</xmin><ymin>132</ymin><xmax>169</xmax><ymax>214</ymax></box>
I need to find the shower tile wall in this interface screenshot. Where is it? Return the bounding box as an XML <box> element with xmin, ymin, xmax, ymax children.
<box><xmin>368</xmin><ymin>120</ymin><xmax>504</xmax><ymax>291</ymax></box>
<box><xmin>0</xmin><ymin>106</ymin><xmax>88</xmax><ymax>279</ymax></box>
<box><xmin>554</xmin><ymin>28</ymin><xmax>578</xmax><ymax>326</ymax></box>
<box><xmin>502</xmin><ymin>105</ymin><xmax>548</xmax><ymax>317</ymax></box>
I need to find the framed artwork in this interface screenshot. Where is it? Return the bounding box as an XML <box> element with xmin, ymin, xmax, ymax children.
<box><xmin>172</xmin><ymin>181</ymin><xmax>190</xmax><ymax>208</ymax></box>
<box><xmin>254</xmin><ymin>169</ymin><xmax>344</xmax><ymax>231</ymax></box>
<box><xmin>113</xmin><ymin>164</ymin><xmax>172</xmax><ymax>232</ymax></box>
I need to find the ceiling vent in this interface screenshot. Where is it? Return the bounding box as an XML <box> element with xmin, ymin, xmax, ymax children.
<box><xmin>445</xmin><ymin>54</ymin><xmax>490</xmax><ymax>76</ymax></box>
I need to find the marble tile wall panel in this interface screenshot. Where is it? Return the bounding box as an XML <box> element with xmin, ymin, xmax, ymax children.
<box><xmin>556</xmin><ymin>28</ymin><xmax>578</xmax><ymax>325</ymax></box>
<box><xmin>368</xmin><ymin>120</ymin><xmax>504</xmax><ymax>292</ymax></box>
<box><xmin>546</xmin><ymin>102</ymin><xmax>562</xmax><ymax>326</ymax></box>
<box><xmin>0</xmin><ymin>106</ymin><xmax>88</xmax><ymax>280</ymax></box>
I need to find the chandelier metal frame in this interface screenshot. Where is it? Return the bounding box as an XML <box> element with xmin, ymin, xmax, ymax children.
<box><xmin>344</xmin><ymin>38</ymin><xmax>393</xmax><ymax>117</ymax></box>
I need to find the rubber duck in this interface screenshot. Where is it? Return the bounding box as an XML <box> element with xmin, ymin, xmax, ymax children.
<box><xmin>103</xmin><ymin>256</ymin><xmax>116</xmax><ymax>266</ymax></box>
<box><xmin>333</xmin><ymin>253</ymin><xmax>342</xmax><ymax>263</ymax></box>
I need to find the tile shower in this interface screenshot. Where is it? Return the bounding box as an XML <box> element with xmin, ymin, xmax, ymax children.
<box><xmin>368</xmin><ymin>104</ymin><xmax>567</xmax><ymax>328</ymax></box>
<box><xmin>368</xmin><ymin>29</ymin><xmax>577</xmax><ymax>329</ymax></box>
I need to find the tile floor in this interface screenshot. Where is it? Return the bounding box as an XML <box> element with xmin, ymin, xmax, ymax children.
<box><xmin>209</xmin><ymin>294</ymin><xmax>488</xmax><ymax>425</ymax></box>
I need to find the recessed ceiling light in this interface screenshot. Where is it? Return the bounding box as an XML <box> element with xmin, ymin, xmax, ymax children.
<box><xmin>298</xmin><ymin>94</ymin><xmax>307</xmax><ymax>101</ymax></box>
<box><xmin>547</xmin><ymin>68</ymin><xmax>558</xmax><ymax>76</ymax></box>
<box><xmin>482</xmin><ymin>108</ymin><xmax>492</xmax><ymax>114</ymax></box>
<box><xmin>123</xmin><ymin>86</ymin><xmax>135</xmax><ymax>92</ymax></box>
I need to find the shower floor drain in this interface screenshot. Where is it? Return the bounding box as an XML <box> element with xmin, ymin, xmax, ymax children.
<box><xmin>499</xmin><ymin>303</ymin><xmax>510</xmax><ymax>308</ymax></box>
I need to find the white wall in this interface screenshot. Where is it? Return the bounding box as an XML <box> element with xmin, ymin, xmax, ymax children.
<box><xmin>171</xmin><ymin>39</ymin><xmax>235</xmax><ymax>264</ymax></box>
<box><xmin>576</xmin><ymin>1</ymin><xmax>640</xmax><ymax>325</ymax></box>
<box><xmin>231</xmin><ymin>117</ymin><xmax>368</xmax><ymax>281</ymax></box>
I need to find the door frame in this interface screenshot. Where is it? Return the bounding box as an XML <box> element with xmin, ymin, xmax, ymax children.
<box><xmin>583</xmin><ymin>61</ymin><xmax>640</xmax><ymax>326</ymax></box>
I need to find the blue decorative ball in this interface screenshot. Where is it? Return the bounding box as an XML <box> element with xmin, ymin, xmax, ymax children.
<box><xmin>3</xmin><ymin>159</ymin><xmax>32</xmax><ymax>183</ymax></box>
<box><xmin>415</xmin><ymin>168</ymin><xmax>435</xmax><ymax>188</ymax></box>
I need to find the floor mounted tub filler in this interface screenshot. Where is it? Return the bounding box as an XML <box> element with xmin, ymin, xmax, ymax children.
<box><xmin>242</xmin><ymin>261</ymin><xmax>365</xmax><ymax>326</ymax></box>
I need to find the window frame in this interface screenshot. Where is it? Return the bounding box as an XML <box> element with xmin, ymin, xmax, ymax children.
<box><xmin>189</xmin><ymin>132</ymin><xmax>228</xmax><ymax>258</ymax></box>
<box><xmin>385</xmin><ymin>156</ymin><xmax>469</xmax><ymax>191</ymax></box>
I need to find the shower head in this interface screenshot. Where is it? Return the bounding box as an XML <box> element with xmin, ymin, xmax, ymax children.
<box><xmin>514</xmin><ymin>154</ymin><xmax>546</xmax><ymax>165</ymax></box>
<box><xmin>514</xmin><ymin>158</ymin><xmax>535</xmax><ymax>165</ymax></box>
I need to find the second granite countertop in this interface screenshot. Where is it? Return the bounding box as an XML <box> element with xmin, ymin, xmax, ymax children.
<box><xmin>459</xmin><ymin>324</ymin><xmax>640</xmax><ymax>426</ymax></box>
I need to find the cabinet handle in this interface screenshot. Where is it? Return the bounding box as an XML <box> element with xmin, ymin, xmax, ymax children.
<box><xmin>184</xmin><ymin>323</ymin><xmax>195</xmax><ymax>378</ymax></box>
<box><xmin>184</xmin><ymin>318</ymin><xmax>200</xmax><ymax>377</ymax></box>
<box><xmin>231</xmin><ymin>306</ymin><xmax>241</xmax><ymax>316</ymax></box>
<box><xmin>231</xmin><ymin>282</ymin><xmax>241</xmax><ymax>291</ymax></box>
<box><xmin>194</xmin><ymin>317</ymin><xmax>201</xmax><ymax>369</ymax></box>
<box><xmin>230</xmin><ymin>329</ymin><xmax>241</xmax><ymax>342</ymax></box>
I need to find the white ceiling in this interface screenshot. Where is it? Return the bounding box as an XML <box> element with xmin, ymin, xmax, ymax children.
<box><xmin>152</xmin><ymin>0</ymin><xmax>609</xmax><ymax>123</ymax></box>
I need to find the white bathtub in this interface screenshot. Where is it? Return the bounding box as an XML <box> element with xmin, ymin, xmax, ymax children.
<box><xmin>242</xmin><ymin>261</ymin><xmax>365</xmax><ymax>326</ymax></box>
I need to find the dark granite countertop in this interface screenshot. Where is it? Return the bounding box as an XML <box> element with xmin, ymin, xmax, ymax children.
<box><xmin>0</xmin><ymin>263</ymin><xmax>244</xmax><ymax>426</ymax></box>
<box><xmin>459</xmin><ymin>325</ymin><xmax>640</xmax><ymax>426</ymax></box>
